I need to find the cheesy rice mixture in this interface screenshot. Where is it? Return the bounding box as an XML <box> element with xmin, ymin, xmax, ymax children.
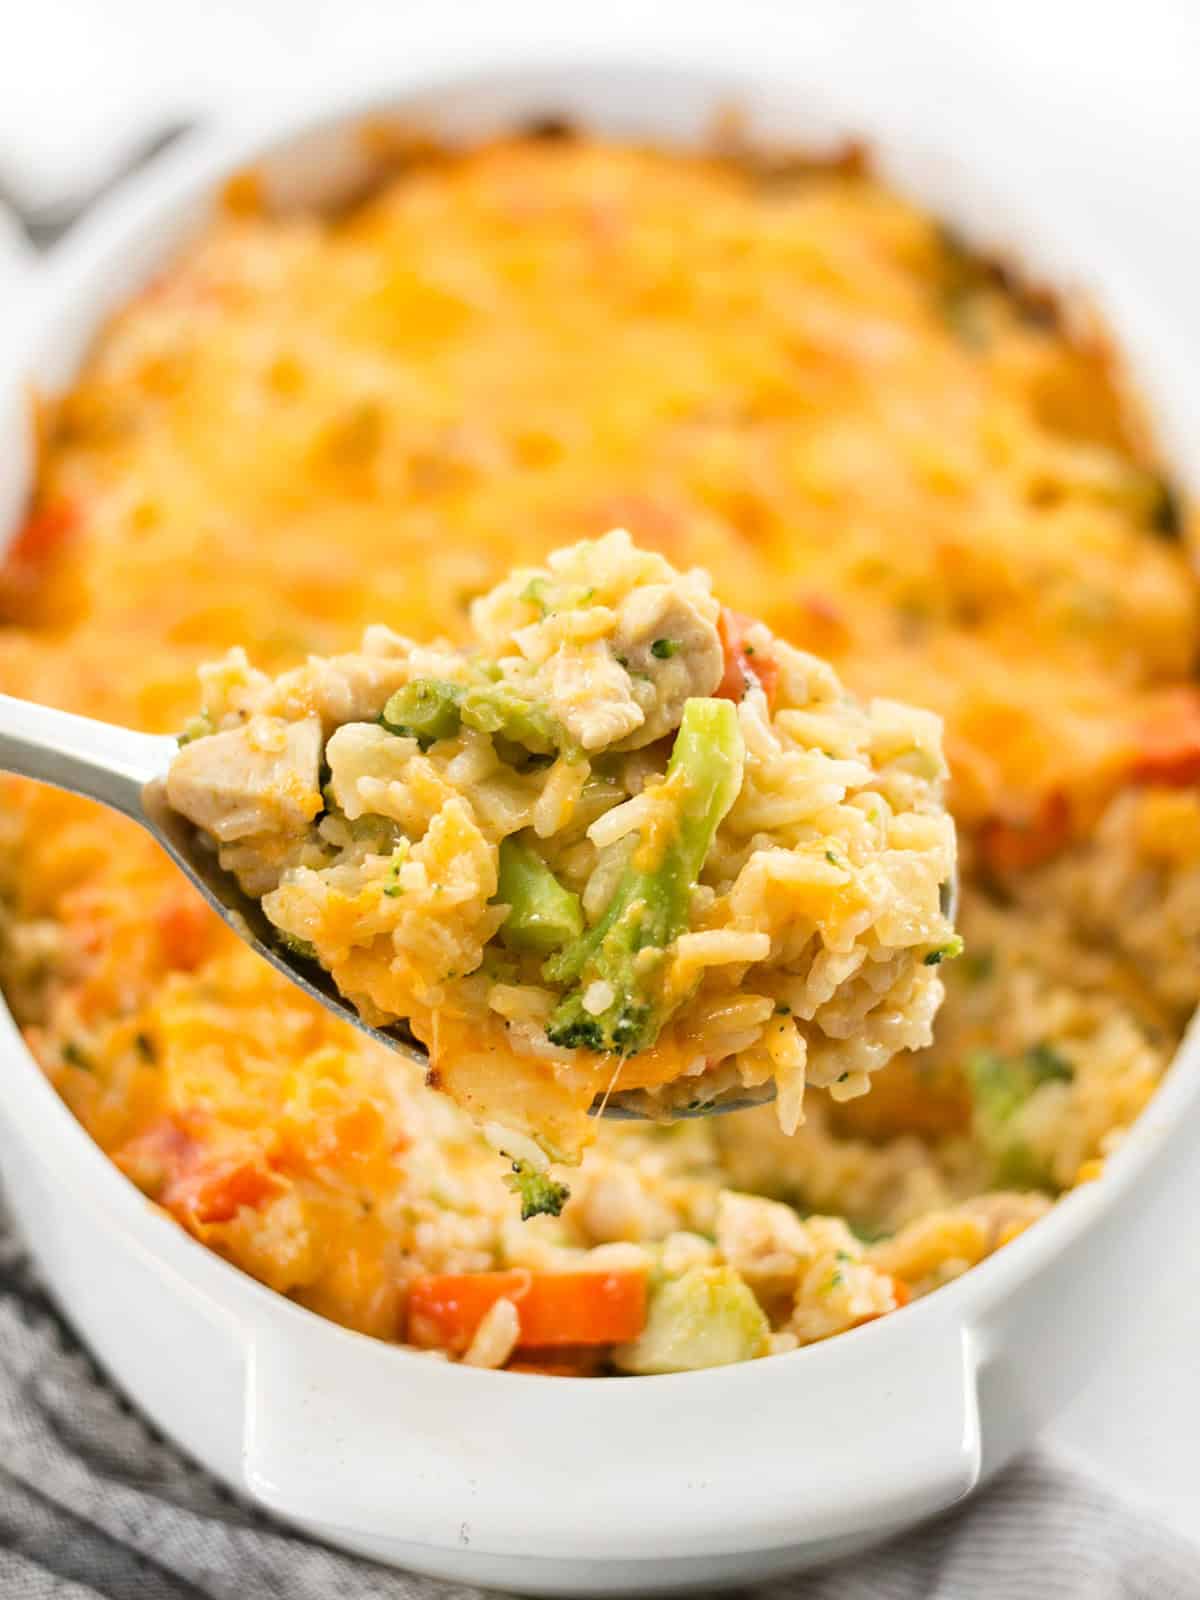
<box><xmin>2</xmin><ymin>135</ymin><xmax>1196</xmax><ymax>1372</ymax></box>
<box><xmin>165</xmin><ymin>528</ymin><xmax>958</xmax><ymax>1166</ymax></box>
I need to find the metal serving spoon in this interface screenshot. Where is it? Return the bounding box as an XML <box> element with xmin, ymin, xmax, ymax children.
<box><xmin>0</xmin><ymin>693</ymin><xmax>786</xmax><ymax>1120</ymax></box>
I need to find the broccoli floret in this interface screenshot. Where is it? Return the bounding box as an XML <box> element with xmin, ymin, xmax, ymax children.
<box><xmin>545</xmin><ymin>697</ymin><xmax>745</xmax><ymax>1055</ymax></box>
<box><xmin>505</xmin><ymin>1157</ymin><xmax>571</xmax><ymax>1221</ymax></box>
<box><xmin>547</xmin><ymin>1000</ymin><xmax>650</xmax><ymax>1056</ymax></box>
<box><xmin>495</xmin><ymin>836</ymin><xmax>584</xmax><ymax>955</ymax></box>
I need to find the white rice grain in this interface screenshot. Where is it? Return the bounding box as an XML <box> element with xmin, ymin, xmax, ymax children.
<box><xmin>531</xmin><ymin>756</ymin><xmax>589</xmax><ymax>838</ymax></box>
<box><xmin>462</xmin><ymin>1297</ymin><xmax>521</xmax><ymax>1368</ymax></box>
<box><xmin>583</xmin><ymin>980</ymin><xmax>616</xmax><ymax>1015</ymax></box>
<box><xmin>586</xmin><ymin>790</ymin><xmax>659</xmax><ymax>850</ymax></box>
<box><xmin>671</xmin><ymin>929</ymin><xmax>771</xmax><ymax>971</ymax></box>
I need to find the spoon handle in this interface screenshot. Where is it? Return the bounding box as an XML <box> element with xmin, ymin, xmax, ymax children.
<box><xmin>0</xmin><ymin>694</ymin><xmax>176</xmax><ymax>819</ymax></box>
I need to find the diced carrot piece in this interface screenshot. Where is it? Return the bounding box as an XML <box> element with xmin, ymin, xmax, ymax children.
<box><xmin>0</xmin><ymin>499</ymin><xmax>81</xmax><ymax>621</ymax></box>
<box><xmin>1131</xmin><ymin>688</ymin><xmax>1200</xmax><ymax>787</ymax></box>
<box><xmin>406</xmin><ymin>1269</ymin><xmax>647</xmax><ymax>1354</ymax></box>
<box><xmin>6</xmin><ymin>501</ymin><xmax>78</xmax><ymax>568</ymax></box>
<box><xmin>156</xmin><ymin>890</ymin><xmax>214</xmax><ymax>971</ymax></box>
<box><xmin>715</xmin><ymin>606</ymin><xmax>779</xmax><ymax>709</ymax></box>
<box><xmin>976</xmin><ymin>789</ymin><xmax>1071</xmax><ymax>875</ymax></box>
<box><xmin>117</xmin><ymin>1116</ymin><xmax>285</xmax><ymax>1225</ymax></box>
<box><xmin>166</xmin><ymin>1155</ymin><xmax>286</xmax><ymax>1225</ymax></box>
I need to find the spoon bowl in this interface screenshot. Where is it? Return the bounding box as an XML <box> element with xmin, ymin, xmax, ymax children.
<box><xmin>0</xmin><ymin>693</ymin><xmax>827</xmax><ymax>1119</ymax></box>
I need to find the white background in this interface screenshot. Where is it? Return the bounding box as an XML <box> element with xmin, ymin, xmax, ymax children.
<box><xmin>1</xmin><ymin>0</ymin><xmax>1198</xmax><ymax>1544</ymax></box>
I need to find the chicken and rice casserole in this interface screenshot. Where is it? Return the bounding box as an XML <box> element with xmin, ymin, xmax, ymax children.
<box><xmin>1</xmin><ymin>134</ymin><xmax>1195</xmax><ymax>1373</ymax></box>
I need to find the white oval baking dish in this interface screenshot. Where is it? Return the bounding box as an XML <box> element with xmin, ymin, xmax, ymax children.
<box><xmin>2</xmin><ymin>35</ymin><xmax>1199</xmax><ymax>1596</ymax></box>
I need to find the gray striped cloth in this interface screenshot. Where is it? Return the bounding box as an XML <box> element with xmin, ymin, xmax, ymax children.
<box><xmin>0</xmin><ymin>1210</ymin><xmax>1196</xmax><ymax>1600</ymax></box>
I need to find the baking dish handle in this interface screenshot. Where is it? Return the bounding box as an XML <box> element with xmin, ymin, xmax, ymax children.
<box><xmin>242</xmin><ymin>1306</ymin><xmax>980</xmax><ymax>1562</ymax></box>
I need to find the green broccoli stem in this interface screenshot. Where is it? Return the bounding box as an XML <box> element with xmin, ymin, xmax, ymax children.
<box><xmin>381</xmin><ymin>677</ymin><xmax>569</xmax><ymax>757</ymax></box>
<box><xmin>495</xmin><ymin>835</ymin><xmax>584</xmax><ymax>956</ymax></box>
<box><xmin>545</xmin><ymin>697</ymin><xmax>745</xmax><ymax>1055</ymax></box>
<box><xmin>381</xmin><ymin>680</ymin><xmax>464</xmax><ymax>745</ymax></box>
<box><xmin>460</xmin><ymin>683</ymin><xmax>566</xmax><ymax>756</ymax></box>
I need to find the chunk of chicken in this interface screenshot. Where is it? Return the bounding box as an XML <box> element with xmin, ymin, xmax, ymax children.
<box><xmin>166</xmin><ymin>714</ymin><xmax>323</xmax><ymax>843</ymax></box>
<box><xmin>257</xmin><ymin>628</ymin><xmax>419</xmax><ymax>734</ymax></box>
<box><xmin>611</xmin><ymin>581</ymin><xmax>723</xmax><ymax>748</ymax></box>
<box><xmin>199</xmin><ymin>631</ymin><xmax>431</xmax><ymax>738</ymax></box>
<box><xmin>715</xmin><ymin>1190</ymin><xmax>813</xmax><ymax>1299</ymax></box>
<box><xmin>522</xmin><ymin>578</ymin><xmax>722</xmax><ymax>754</ymax></box>
<box><xmin>468</xmin><ymin>530</ymin><xmax>723</xmax><ymax>755</ymax></box>
<box><xmin>543</xmin><ymin>640</ymin><xmax>645</xmax><ymax>752</ymax></box>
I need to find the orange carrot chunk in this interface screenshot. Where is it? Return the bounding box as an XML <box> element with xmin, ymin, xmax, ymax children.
<box><xmin>976</xmin><ymin>789</ymin><xmax>1071</xmax><ymax>875</ymax></box>
<box><xmin>715</xmin><ymin>606</ymin><xmax>779</xmax><ymax>709</ymax></box>
<box><xmin>1132</xmin><ymin>688</ymin><xmax>1200</xmax><ymax>787</ymax></box>
<box><xmin>168</xmin><ymin>1155</ymin><xmax>286</xmax><ymax>1225</ymax></box>
<box><xmin>6</xmin><ymin>501</ymin><xmax>78</xmax><ymax>568</ymax></box>
<box><xmin>156</xmin><ymin>889</ymin><xmax>216</xmax><ymax>971</ymax></box>
<box><xmin>116</xmin><ymin>1117</ymin><xmax>285</xmax><ymax>1226</ymax></box>
<box><xmin>406</xmin><ymin>1269</ymin><xmax>647</xmax><ymax>1353</ymax></box>
<box><xmin>0</xmin><ymin>499</ymin><xmax>81</xmax><ymax>622</ymax></box>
